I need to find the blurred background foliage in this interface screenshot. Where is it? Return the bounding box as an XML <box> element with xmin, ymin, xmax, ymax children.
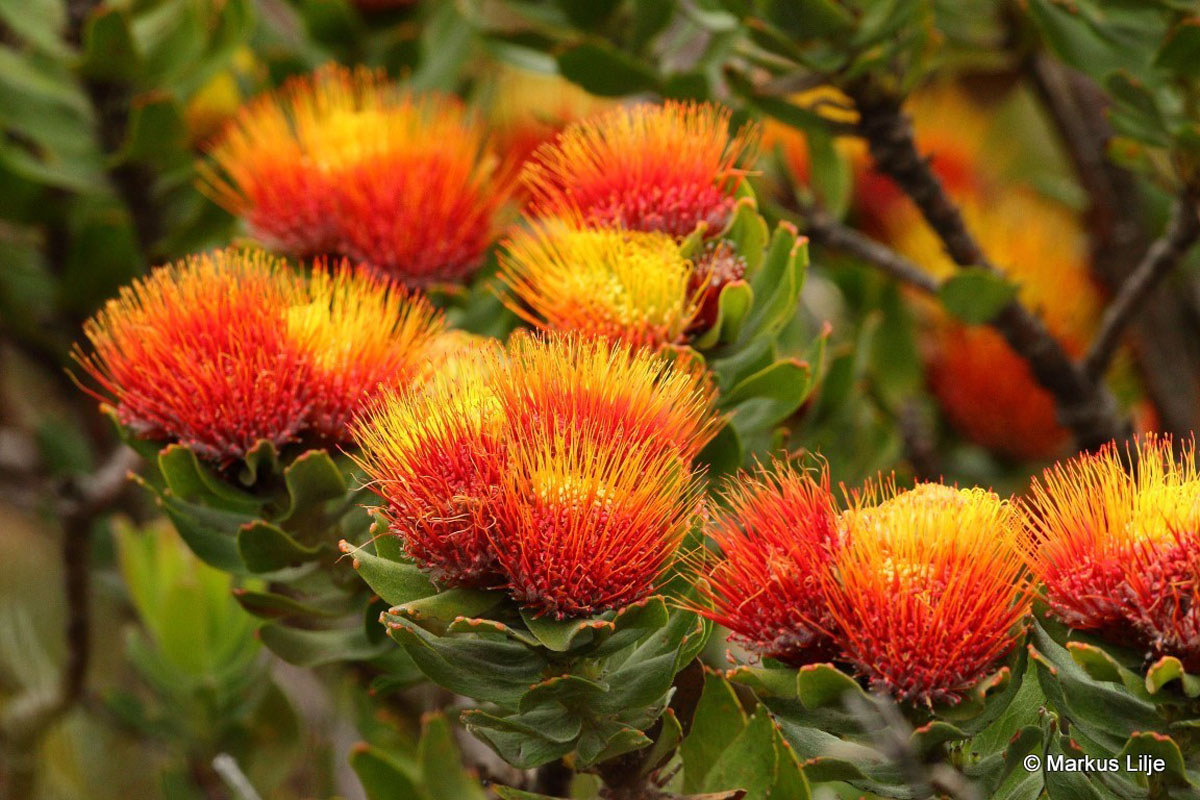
<box><xmin>1</xmin><ymin>0</ymin><xmax>1199</xmax><ymax>798</ymax></box>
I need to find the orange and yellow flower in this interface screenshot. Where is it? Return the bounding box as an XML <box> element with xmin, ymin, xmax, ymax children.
<box><xmin>350</xmin><ymin>332</ymin><xmax>714</xmax><ymax>611</ymax></box>
<box><xmin>498</xmin><ymin>332</ymin><xmax>719</xmax><ymax>464</ymax></box>
<box><xmin>1024</xmin><ymin>435</ymin><xmax>1200</xmax><ymax>658</ymax></box>
<box><xmin>201</xmin><ymin>64</ymin><xmax>508</xmax><ymax>286</ymax></box>
<box><xmin>75</xmin><ymin>250</ymin><xmax>313</xmax><ymax>463</ymax></box>
<box><xmin>523</xmin><ymin>101</ymin><xmax>758</xmax><ymax>238</ymax></box>
<box><xmin>352</xmin><ymin>348</ymin><xmax>507</xmax><ymax>588</ymax></box>
<box><xmin>698</xmin><ymin>464</ymin><xmax>842</xmax><ymax>666</ymax></box>
<box><xmin>899</xmin><ymin>192</ymin><xmax>1102</xmax><ymax>461</ymax></box>
<box><xmin>491</xmin><ymin>422</ymin><xmax>703</xmax><ymax>618</ymax></box>
<box><xmin>286</xmin><ymin>262</ymin><xmax>443</xmax><ymax>440</ymax></box>
<box><xmin>826</xmin><ymin>481</ymin><xmax>1030</xmax><ymax>706</ymax></box>
<box><xmin>500</xmin><ymin>219</ymin><xmax>699</xmax><ymax>349</ymax></box>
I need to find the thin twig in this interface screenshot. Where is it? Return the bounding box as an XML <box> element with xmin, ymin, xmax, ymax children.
<box><xmin>801</xmin><ymin>202</ymin><xmax>939</xmax><ymax>294</ymax></box>
<box><xmin>1085</xmin><ymin>195</ymin><xmax>1200</xmax><ymax>379</ymax></box>
<box><xmin>1026</xmin><ymin>51</ymin><xmax>1200</xmax><ymax>437</ymax></box>
<box><xmin>0</xmin><ymin>446</ymin><xmax>139</xmax><ymax>799</ymax></box>
<box><xmin>844</xmin><ymin>78</ymin><xmax>1129</xmax><ymax>452</ymax></box>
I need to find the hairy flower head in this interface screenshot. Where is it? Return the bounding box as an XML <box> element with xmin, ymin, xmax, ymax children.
<box><xmin>499</xmin><ymin>332</ymin><xmax>719</xmax><ymax>463</ymax></box>
<box><xmin>500</xmin><ymin>219</ymin><xmax>699</xmax><ymax>348</ymax></box>
<box><xmin>351</xmin><ymin>347</ymin><xmax>507</xmax><ymax>587</ymax></box>
<box><xmin>827</xmin><ymin>481</ymin><xmax>1030</xmax><ymax>706</ymax></box>
<box><xmin>523</xmin><ymin>101</ymin><xmax>757</xmax><ymax>237</ymax></box>
<box><xmin>491</xmin><ymin>423</ymin><xmax>703</xmax><ymax>618</ymax></box>
<box><xmin>75</xmin><ymin>250</ymin><xmax>312</xmax><ymax>463</ymax></box>
<box><xmin>698</xmin><ymin>463</ymin><xmax>841</xmax><ymax>666</ymax></box>
<box><xmin>1024</xmin><ymin>435</ymin><xmax>1200</xmax><ymax>653</ymax></box>
<box><xmin>201</xmin><ymin>64</ymin><xmax>508</xmax><ymax>285</ymax></box>
<box><xmin>285</xmin><ymin>261</ymin><xmax>443</xmax><ymax>440</ymax></box>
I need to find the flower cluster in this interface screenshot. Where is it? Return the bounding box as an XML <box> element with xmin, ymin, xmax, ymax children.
<box><xmin>1025</xmin><ymin>435</ymin><xmax>1200</xmax><ymax>668</ymax></box>
<box><xmin>75</xmin><ymin>248</ymin><xmax>442</xmax><ymax>463</ymax></box>
<box><xmin>701</xmin><ymin>468</ymin><xmax>1031</xmax><ymax>707</ymax></box>
<box><xmin>501</xmin><ymin>101</ymin><xmax>759</xmax><ymax>347</ymax></box>
<box><xmin>201</xmin><ymin>64</ymin><xmax>509</xmax><ymax>286</ymax></box>
<box><xmin>352</xmin><ymin>333</ymin><xmax>716</xmax><ymax>618</ymax></box>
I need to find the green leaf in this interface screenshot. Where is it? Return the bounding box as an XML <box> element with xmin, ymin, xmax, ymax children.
<box><xmin>694</xmin><ymin>280</ymin><xmax>754</xmax><ymax>350</ymax></box>
<box><xmin>237</xmin><ymin>520</ymin><xmax>323</xmax><ymax>573</ymax></box>
<box><xmin>79</xmin><ymin>7</ymin><xmax>142</xmax><ymax>82</ymax></box>
<box><xmin>344</xmin><ymin>543</ymin><xmax>437</xmax><ymax>607</ymax></box>
<box><xmin>639</xmin><ymin>707</ymin><xmax>683</xmax><ymax>777</ymax></box>
<box><xmin>554</xmin><ymin>0</ymin><xmax>620</xmax><ymax>28</ymax></box>
<box><xmin>158</xmin><ymin>444</ymin><xmax>263</xmax><ymax>514</ymax></box>
<box><xmin>116</xmin><ymin>94</ymin><xmax>188</xmax><ymax>170</ymax></box>
<box><xmin>281</xmin><ymin>449</ymin><xmax>348</xmax><ymax>521</ymax></box>
<box><xmin>493</xmin><ymin>788</ymin><xmax>560</xmax><ymax>800</ymax></box>
<box><xmin>702</xmin><ymin>708</ymin><xmax>778</xmax><ymax>800</ymax></box>
<box><xmin>557</xmin><ymin>41</ymin><xmax>659</xmax><ymax>97</ymax></box>
<box><xmin>724</xmin><ymin>358</ymin><xmax>813</xmax><ymax>433</ymax></box>
<box><xmin>726</xmin><ymin>664</ymin><xmax>800</xmax><ymax>699</ymax></box>
<box><xmin>232</xmin><ymin>588</ymin><xmax>347</xmax><ymax>620</ymax></box>
<box><xmin>349</xmin><ymin>744</ymin><xmax>422</xmax><ymax>800</ymax></box>
<box><xmin>519</xmin><ymin>608</ymin><xmax>601</xmax><ymax>652</ymax></box>
<box><xmin>682</xmin><ymin>670</ymin><xmax>748</xmax><ymax>793</ymax></box>
<box><xmin>742</xmin><ymin>225</ymin><xmax>804</xmax><ymax>341</ymax></box>
<box><xmin>419</xmin><ymin>713</ymin><xmax>488</xmax><ymax>800</ymax></box>
<box><xmin>1145</xmin><ymin>655</ymin><xmax>1200</xmax><ymax>697</ymax></box>
<box><xmin>764</xmin><ymin>0</ymin><xmax>854</xmax><ymax>39</ymax></box>
<box><xmin>385</xmin><ymin>616</ymin><xmax>546</xmax><ymax>707</ymax></box>
<box><xmin>1116</xmin><ymin>732</ymin><xmax>1191</xmax><ymax>787</ymax></box>
<box><xmin>769</xmin><ymin>725</ymin><xmax>811</xmax><ymax>800</ymax></box>
<box><xmin>796</xmin><ymin>662</ymin><xmax>868</xmax><ymax>709</ymax></box>
<box><xmin>388</xmin><ymin>588</ymin><xmax>505</xmax><ymax>635</ymax></box>
<box><xmin>1156</xmin><ymin>18</ymin><xmax>1200</xmax><ymax>77</ymax></box>
<box><xmin>258</xmin><ymin>624</ymin><xmax>392</xmax><ymax>668</ymax></box>
<box><xmin>938</xmin><ymin>268</ymin><xmax>1019</xmax><ymax>325</ymax></box>
<box><xmin>158</xmin><ymin>492</ymin><xmax>252</xmax><ymax>574</ymax></box>
<box><xmin>698</xmin><ymin>421</ymin><xmax>742</xmax><ymax>478</ymax></box>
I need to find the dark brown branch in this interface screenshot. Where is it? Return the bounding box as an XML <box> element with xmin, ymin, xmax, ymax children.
<box><xmin>844</xmin><ymin>79</ymin><xmax>1129</xmax><ymax>452</ymax></box>
<box><xmin>1</xmin><ymin>446</ymin><xmax>139</xmax><ymax>800</ymax></box>
<box><xmin>1085</xmin><ymin>195</ymin><xmax>1200</xmax><ymax>379</ymax></box>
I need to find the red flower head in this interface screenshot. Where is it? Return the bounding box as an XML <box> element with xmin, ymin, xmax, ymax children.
<box><xmin>490</xmin><ymin>422</ymin><xmax>704</xmax><ymax>618</ymax></box>
<box><xmin>698</xmin><ymin>463</ymin><xmax>842</xmax><ymax>666</ymax></box>
<box><xmin>899</xmin><ymin>192</ymin><xmax>1101</xmax><ymax>461</ymax></box>
<box><xmin>827</xmin><ymin>482</ymin><xmax>1030</xmax><ymax>706</ymax></box>
<box><xmin>351</xmin><ymin>344</ymin><xmax>508</xmax><ymax>588</ymax></box>
<box><xmin>201</xmin><ymin>64</ymin><xmax>509</xmax><ymax>286</ymax></box>
<box><xmin>499</xmin><ymin>218</ymin><xmax>700</xmax><ymax>349</ymax></box>
<box><xmin>1025</xmin><ymin>435</ymin><xmax>1200</xmax><ymax>656</ymax></box>
<box><xmin>498</xmin><ymin>332</ymin><xmax>719</xmax><ymax>464</ymax></box>
<box><xmin>74</xmin><ymin>249</ymin><xmax>312</xmax><ymax>464</ymax></box>
<box><xmin>286</xmin><ymin>261</ymin><xmax>444</xmax><ymax>441</ymax></box>
<box><xmin>523</xmin><ymin>101</ymin><xmax>758</xmax><ymax>238</ymax></box>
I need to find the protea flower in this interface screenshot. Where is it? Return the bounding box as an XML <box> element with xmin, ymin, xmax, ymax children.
<box><xmin>74</xmin><ymin>249</ymin><xmax>312</xmax><ymax>464</ymax></box>
<box><xmin>898</xmin><ymin>192</ymin><xmax>1102</xmax><ymax>461</ymax></box>
<box><xmin>201</xmin><ymin>64</ymin><xmax>508</xmax><ymax>285</ymax></box>
<box><xmin>351</xmin><ymin>346</ymin><xmax>507</xmax><ymax>588</ymax></box>
<box><xmin>286</xmin><ymin>261</ymin><xmax>444</xmax><ymax>440</ymax></box>
<box><xmin>1025</xmin><ymin>435</ymin><xmax>1200</xmax><ymax>657</ymax></box>
<box><xmin>826</xmin><ymin>482</ymin><xmax>1030</xmax><ymax>706</ymax></box>
<box><xmin>498</xmin><ymin>332</ymin><xmax>719</xmax><ymax>464</ymax></box>
<box><xmin>490</xmin><ymin>423</ymin><xmax>703</xmax><ymax>618</ymax></box>
<box><xmin>523</xmin><ymin>101</ymin><xmax>758</xmax><ymax>238</ymax></box>
<box><xmin>698</xmin><ymin>464</ymin><xmax>842</xmax><ymax>666</ymax></box>
<box><xmin>499</xmin><ymin>219</ymin><xmax>699</xmax><ymax>349</ymax></box>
